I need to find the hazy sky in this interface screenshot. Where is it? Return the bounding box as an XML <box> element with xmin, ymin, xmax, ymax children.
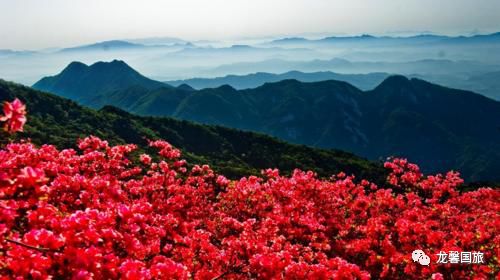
<box><xmin>1</xmin><ymin>0</ymin><xmax>500</xmax><ymax>49</ymax></box>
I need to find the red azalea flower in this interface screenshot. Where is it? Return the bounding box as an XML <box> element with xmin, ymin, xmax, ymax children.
<box><xmin>1</xmin><ymin>101</ymin><xmax>499</xmax><ymax>279</ymax></box>
<box><xmin>0</xmin><ymin>98</ymin><xmax>27</xmax><ymax>133</ymax></box>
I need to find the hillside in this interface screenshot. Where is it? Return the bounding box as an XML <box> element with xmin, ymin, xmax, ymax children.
<box><xmin>2</xmin><ymin>82</ymin><xmax>498</xmax><ymax>278</ymax></box>
<box><xmin>102</xmin><ymin>80</ymin><xmax>499</xmax><ymax>182</ymax></box>
<box><xmin>360</xmin><ymin>76</ymin><xmax>500</xmax><ymax>182</ymax></box>
<box><xmin>1</xmin><ymin>79</ymin><xmax>385</xmax><ymax>181</ymax></box>
<box><xmin>33</xmin><ymin>62</ymin><xmax>500</xmax><ymax>182</ymax></box>
<box><xmin>32</xmin><ymin>60</ymin><xmax>167</xmax><ymax>103</ymax></box>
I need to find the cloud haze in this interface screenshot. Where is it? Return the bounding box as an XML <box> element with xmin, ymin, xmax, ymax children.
<box><xmin>0</xmin><ymin>0</ymin><xmax>499</xmax><ymax>49</ymax></box>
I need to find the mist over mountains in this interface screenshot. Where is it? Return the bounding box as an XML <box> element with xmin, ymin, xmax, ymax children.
<box><xmin>207</xmin><ymin>58</ymin><xmax>500</xmax><ymax>100</ymax></box>
<box><xmin>5</xmin><ymin>32</ymin><xmax>500</xmax><ymax>183</ymax></box>
<box><xmin>265</xmin><ymin>32</ymin><xmax>500</xmax><ymax>48</ymax></box>
<box><xmin>33</xmin><ymin>60</ymin><xmax>500</xmax><ymax>182</ymax></box>
<box><xmin>2</xmin><ymin>32</ymin><xmax>499</xmax><ymax>99</ymax></box>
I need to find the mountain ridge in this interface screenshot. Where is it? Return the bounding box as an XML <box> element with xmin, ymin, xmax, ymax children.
<box><xmin>165</xmin><ymin>71</ymin><xmax>389</xmax><ymax>90</ymax></box>
<box><xmin>32</xmin><ymin>61</ymin><xmax>500</xmax><ymax>182</ymax></box>
<box><xmin>2</xmin><ymin>78</ymin><xmax>386</xmax><ymax>181</ymax></box>
<box><xmin>267</xmin><ymin>32</ymin><xmax>500</xmax><ymax>46</ymax></box>
<box><xmin>60</xmin><ymin>40</ymin><xmax>146</xmax><ymax>52</ymax></box>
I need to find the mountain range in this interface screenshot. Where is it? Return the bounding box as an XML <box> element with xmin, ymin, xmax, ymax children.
<box><xmin>207</xmin><ymin>58</ymin><xmax>500</xmax><ymax>100</ymax></box>
<box><xmin>266</xmin><ymin>32</ymin><xmax>500</xmax><ymax>47</ymax></box>
<box><xmin>32</xmin><ymin>61</ymin><xmax>500</xmax><ymax>182</ymax></box>
<box><xmin>52</xmin><ymin>32</ymin><xmax>500</xmax><ymax>54</ymax></box>
<box><xmin>60</xmin><ymin>40</ymin><xmax>146</xmax><ymax>52</ymax></box>
<box><xmin>210</xmin><ymin>58</ymin><xmax>500</xmax><ymax>77</ymax></box>
<box><xmin>1</xmin><ymin>79</ymin><xmax>384</xmax><ymax>181</ymax></box>
<box><xmin>4</xmin><ymin>31</ymin><xmax>500</xmax><ymax>91</ymax></box>
<box><xmin>49</xmin><ymin>33</ymin><xmax>500</xmax><ymax>54</ymax></box>
<box><xmin>165</xmin><ymin>71</ymin><xmax>389</xmax><ymax>90</ymax></box>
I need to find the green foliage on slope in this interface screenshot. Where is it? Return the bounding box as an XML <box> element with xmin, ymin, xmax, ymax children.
<box><xmin>1</xmin><ymin>79</ymin><xmax>386</xmax><ymax>182</ymax></box>
<box><xmin>32</xmin><ymin>61</ymin><xmax>500</xmax><ymax>182</ymax></box>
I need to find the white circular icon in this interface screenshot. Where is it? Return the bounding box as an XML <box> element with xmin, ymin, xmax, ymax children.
<box><xmin>412</xmin><ymin>250</ymin><xmax>425</xmax><ymax>262</ymax></box>
<box><xmin>419</xmin><ymin>254</ymin><xmax>430</xmax><ymax>266</ymax></box>
<box><xmin>412</xmin><ymin>249</ymin><xmax>430</xmax><ymax>266</ymax></box>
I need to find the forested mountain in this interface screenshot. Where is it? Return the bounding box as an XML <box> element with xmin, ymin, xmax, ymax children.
<box><xmin>33</xmin><ymin>62</ymin><xmax>500</xmax><ymax>182</ymax></box>
<box><xmin>33</xmin><ymin>60</ymin><xmax>167</xmax><ymax>103</ymax></box>
<box><xmin>2</xmin><ymin>79</ymin><xmax>384</xmax><ymax>181</ymax></box>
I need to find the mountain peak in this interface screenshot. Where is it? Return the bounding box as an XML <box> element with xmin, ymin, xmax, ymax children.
<box><xmin>33</xmin><ymin>60</ymin><xmax>165</xmax><ymax>102</ymax></box>
<box><xmin>370</xmin><ymin>75</ymin><xmax>417</xmax><ymax>101</ymax></box>
<box><xmin>216</xmin><ymin>84</ymin><xmax>236</xmax><ymax>91</ymax></box>
<box><xmin>60</xmin><ymin>40</ymin><xmax>143</xmax><ymax>52</ymax></box>
<box><xmin>230</xmin><ymin>45</ymin><xmax>252</xmax><ymax>49</ymax></box>
<box><xmin>272</xmin><ymin>37</ymin><xmax>308</xmax><ymax>43</ymax></box>
<box><xmin>376</xmin><ymin>75</ymin><xmax>411</xmax><ymax>89</ymax></box>
<box><xmin>86</xmin><ymin>60</ymin><xmax>139</xmax><ymax>75</ymax></box>
<box><xmin>177</xmin><ymin>84</ymin><xmax>195</xmax><ymax>91</ymax></box>
<box><xmin>66</xmin><ymin>61</ymin><xmax>87</xmax><ymax>68</ymax></box>
<box><xmin>260</xmin><ymin>79</ymin><xmax>302</xmax><ymax>89</ymax></box>
<box><xmin>92</xmin><ymin>59</ymin><xmax>130</xmax><ymax>68</ymax></box>
<box><xmin>61</xmin><ymin>61</ymin><xmax>88</xmax><ymax>74</ymax></box>
<box><xmin>110</xmin><ymin>59</ymin><xmax>127</xmax><ymax>64</ymax></box>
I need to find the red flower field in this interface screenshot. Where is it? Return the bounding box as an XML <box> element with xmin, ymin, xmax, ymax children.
<box><xmin>0</xmin><ymin>100</ymin><xmax>498</xmax><ymax>279</ymax></box>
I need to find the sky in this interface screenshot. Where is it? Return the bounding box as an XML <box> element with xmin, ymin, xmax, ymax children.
<box><xmin>1</xmin><ymin>0</ymin><xmax>500</xmax><ymax>50</ymax></box>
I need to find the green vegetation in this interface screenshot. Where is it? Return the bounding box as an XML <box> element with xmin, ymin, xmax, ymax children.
<box><xmin>32</xmin><ymin>60</ymin><xmax>500</xmax><ymax>182</ymax></box>
<box><xmin>1</xmin><ymin>79</ymin><xmax>386</xmax><ymax>182</ymax></box>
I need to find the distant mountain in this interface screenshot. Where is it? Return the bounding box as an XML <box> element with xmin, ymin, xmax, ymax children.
<box><xmin>62</xmin><ymin>40</ymin><xmax>146</xmax><ymax>52</ymax></box>
<box><xmin>318</xmin><ymin>34</ymin><xmax>453</xmax><ymax>46</ymax></box>
<box><xmin>124</xmin><ymin>37</ymin><xmax>187</xmax><ymax>46</ymax></box>
<box><xmin>1</xmin><ymin>79</ymin><xmax>384</xmax><ymax>181</ymax></box>
<box><xmin>267</xmin><ymin>32</ymin><xmax>500</xmax><ymax>47</ymax></box>
<box><xmin>60</xmin><ymin>40</ymin><xmax>146</xmax><ymax>52</ymax></box>
<box><xmin>322</xmin><ymin>34</ymin><xmax>377</xmax><ymax>41</ymax></box>
<box><xmin>445</xmin><ymin>32</ymin><xmax>500</xmax><ymax>44</ymax></box>
<box><xmin>208</xmin><ymin>58</ymin><xmax>500</xmax><ymax>100</ymax></box>
<box><xmin>32</xmin><ymin>60</ymin><xmax>167</xmax><ymax>103</ymax></box>
<box><xmin>0</xmin><ymin>49</ymin><xmax>15</xmax><ymax>55</ymax></box>
<box><xmin>170</xmin><ymin>45</ymin><xmax>315</xmax><ymax>57</ymax></box>
<box><xmin>165</xmin><ymin>71</ymin><xmax>389</xmax><ymax>90</ymax></box>
<box><xmin>410</xmin><ymin>71</ymin><xmax>500</xmax><ymax>101</ymax></box>
<box><xmin>176</xmin><ymin>84</ymin><xmax>196</xmax><ymax>91</ymax></box>
<box><xmin>58</xmin><ymin>40</ymin><xmax>196</xmax><ymax>54</ymax></box>
<box><xmin>271</xmin><ymin>37</ymin><xmax>310</xmax><ymax>44</ymax></box>
<box><xmin>465</xmin><ymin>71</ymin><xmax>500</xmax><ymax>100</ymax></box>
<box><xmin>267</xmin><ymin>34</ymin><xmax>441</xmax><ymax>46</ymax></box>
<box><xmin>211</xmin><ymin>58</ymin><xmax>499</xmax><ymax>77</ymax></box>
<box><xmin>0</xmin><ymin>49</ymin><xmax>36</xmax><ymax>57</ymax></box>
